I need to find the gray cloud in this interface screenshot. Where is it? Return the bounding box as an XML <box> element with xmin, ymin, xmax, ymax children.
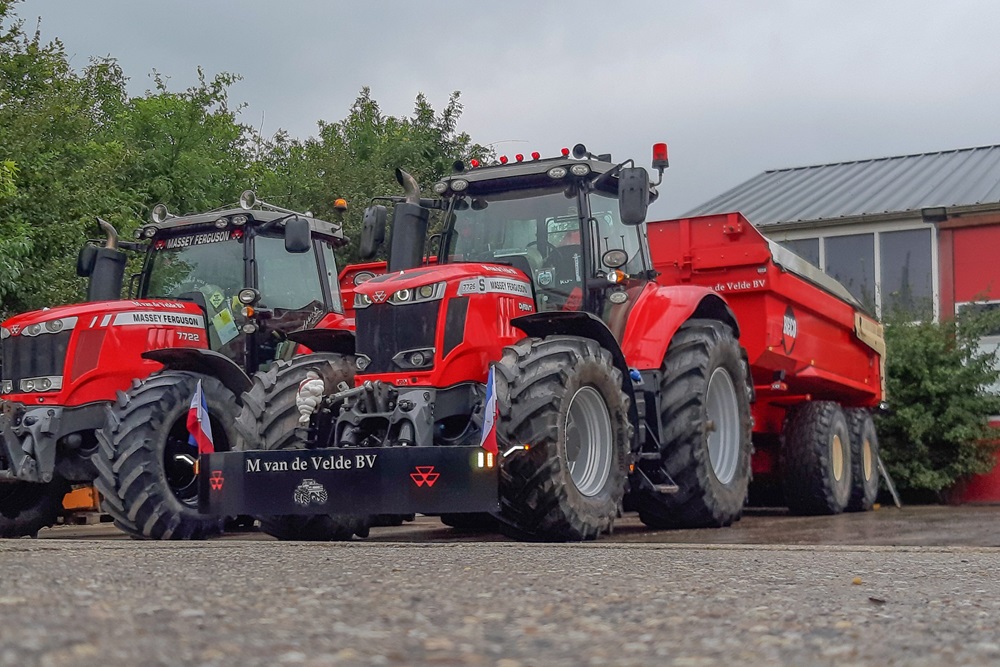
<box><xmin>17</xmin><ymin>0</ymin><xmax>1000</xmax><ymax>217</ymax></box>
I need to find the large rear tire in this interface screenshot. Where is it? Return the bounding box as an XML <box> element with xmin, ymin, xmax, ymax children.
<box><xmin>638</xmin><ymin>320</ymin><xmax>752</xmax><ymax>529</ymax></box>
<box><xmin>0</xmin><ymin>478</ymin><xmax>69</xmax><ymax>538</ymax></box>
<box><xmin>236</xmin><ymin>354</ymin><xmax>369</xmax><ymax>541</ymax></box>
<box><xmin>495</xmin><ymin>337</ymin><xmax>630</xmax><ymax>541</ymax></box>
<box><xmin>781</xmin><ymin>401</ymin><xmax>852</xmax><ymax>515</ymax></box>
<box><xmin>94</xmin><ymin>371</ymin><xmax>238</xmax><ymax>539</ymax></box>
<box><xmin>846</xmin><ymin>408</ymin><xmax>880</xmax><ymax>512</ymax></box>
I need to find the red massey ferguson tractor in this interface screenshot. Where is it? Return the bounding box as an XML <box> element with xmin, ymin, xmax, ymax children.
<box><xmin>204</xmin><ymin>144</ymin><xmax>884</xmax><ymax>541</ymax></box>
<box><xmin>0</xmin><ymin>193</ymin><xmax>351</xmax><ymax>538</ymax></box>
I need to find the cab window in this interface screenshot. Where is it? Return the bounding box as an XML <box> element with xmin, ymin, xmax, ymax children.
<box><xmin>255</xmin><ymin>235</ymin><xmax>324</xmax><ymax>311</ymax></box>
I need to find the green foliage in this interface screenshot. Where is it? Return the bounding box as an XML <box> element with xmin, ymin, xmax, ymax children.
<box><xmin>877</xmin><ymin>306</ymin><xmax>1000</xmax><ymax>495</ymax></box>
<box><xmin>255</xmin><ymin>87</ymin><xmax>493</xmax><ymax>261</ymax></box>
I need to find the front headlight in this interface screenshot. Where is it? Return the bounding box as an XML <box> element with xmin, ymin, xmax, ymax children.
<box><xmin>19</xmin><ymin>317</ymin><xmax>78</xmax><ymax>337</ymax></box>
<box><xmin>1</xmin><ymin>380</ymin><xmax>12</xmax><ymax>394</ymax></box>
<box><xmin>0</xmin><ymin>327</ymin><xmax>10</xmax><ymax>340</ymax></box>
<box><xmin>353</xmin><ymin>292</ymin><xmax>372</xmax><ymax>309</ymax></box>
<box><xmin>19</xmin><ymin>376</ymin><xmax>63</xmax><ymax>393</ymax></box>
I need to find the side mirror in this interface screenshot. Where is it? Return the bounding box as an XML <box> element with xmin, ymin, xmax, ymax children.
<box><xmin>359</xmin><ymin>205</ymin><xmax>388</xmax><ymax>259</ymax></box>
<box><xmin>76</xmin><ymin>244</ymin><xmax>97</xmax><ymax>277</ymax></box>
<box><xmin>618</xmin><ymin>167</ymin><xmax>650</xmax><ymax>226</ymax></box>
<box><xmin>284</xmin><ymin>216</ymin><xmax>312</xmax><ymax>253</ymax></box>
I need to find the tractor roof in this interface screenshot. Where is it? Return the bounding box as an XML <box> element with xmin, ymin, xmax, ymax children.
<box><xmin>433</xmin><ymin>154</ymin><xmax>658</xmax><ymax>203</ymax></box>
<box><xmin>138</xmin><ymin>207</ymin><xmax>346</xmax><ymax>245</ymax></box>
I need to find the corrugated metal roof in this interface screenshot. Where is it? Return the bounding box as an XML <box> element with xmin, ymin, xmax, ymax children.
<box><xmin>683</xmin><ymin>144</ymin><xmax>1000</xmax><ymax>227</ymax></box>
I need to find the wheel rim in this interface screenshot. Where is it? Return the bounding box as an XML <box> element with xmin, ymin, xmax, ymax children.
<box><xmin>831</xmin><ymin>434</ymin><xmax>845</xmax><ymax>482</ymax></box>
<box><xmin>706</xmin><ymin>367</ymin><xmax>741</xmax><ymax>485</ymax></box>
<box><xmin>165</xmin><ymin>418</ymin><xmax>200</xmax><ymax>506</ymax></box>
<box><xmin>564</xmin><ymin>386</ymin><xmax>613</xmax><ymax>497</ymax></box>
<box><xmin>862</xmin><ymin>437</ymin><xmax>873</xmax><ymax>481</ymax></box>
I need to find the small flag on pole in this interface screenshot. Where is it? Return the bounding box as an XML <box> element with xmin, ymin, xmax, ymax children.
<box><xmin>187</xmin><ymin>379</ymin><xmax>215</xmax><ymax>456</ymax></box>
<box><xmin>478</xmin><ymin>366</ymin><xmax>499</xmax><ymax>455</ymax></box>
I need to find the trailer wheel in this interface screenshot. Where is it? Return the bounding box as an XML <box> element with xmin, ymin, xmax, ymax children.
<box><xmin>93</xmin><ymin>371</ymin><xmax>237</xmax><ymax>539</ymax></box>
<box><xmin>781</xmin><ymin>401</ymin><xmax>852</xmax><ymax>515</ymax></box>
<box><xmin>638</xmin><ymin>320</ymin><xmax>752</xmax><ymax>529</ymax></box>
<box><xmin>495</xmin><ymin>337</ymin><xmax>630</xmax><ymax>541</ymax></box>
<box><xmin>236</xmin><ymin>354</ymin><xmax>369</xmax><ymax>541</ymax></box>
<box><xmin>0</xmin><ymin>478</ymin><xmax>69</xmax><ymax>537</ymax></box>
<box><xmin>846</xmin><ymin>408</ymin><xmax>880</xmax><ymax>512</ymax></box>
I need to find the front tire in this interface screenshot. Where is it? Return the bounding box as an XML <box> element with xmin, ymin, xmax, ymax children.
<box><xmin>846</xmin><ymin>408</ymin><xmax>880</xmax><ymax>512</ymax></box>
<box><xmin>0</xmin><ymin>478</ymin><xmax>69</xmax><ymax>537</ymax></box>
<box><xmin>94</xmin><ymin>371</ymin><xmax>238</xmax><ymax>539</ymax></box>
<box><xmin>781</xmin><ymin>401</ymin><xmax>852</xmax><ymax>515</ymax></box>
<box><xmin>236</xmin><ymin>353</ymin><xmax>369</xmax><ymax>541</ymax></box>
<box><xmin>495</xmin><ymin>337</ymin><xmax>630</xmax><ymax>541</ymax></box>
<box><xmin>638</xmin><ymin>320</ymin><xmax>752</xmax><ymax>529</ymax></box>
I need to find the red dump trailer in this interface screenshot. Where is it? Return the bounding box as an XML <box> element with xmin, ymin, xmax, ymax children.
<box><xmin>648</xmin><ymin>211</ymin><xmax>885</xmax><ymax>511</ymax></box>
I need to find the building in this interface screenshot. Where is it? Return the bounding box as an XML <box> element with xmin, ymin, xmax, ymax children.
<box><xmin>684</xmin><ymin>143</ymin><xmax>1000</xmax><ymax>501</ymax></box>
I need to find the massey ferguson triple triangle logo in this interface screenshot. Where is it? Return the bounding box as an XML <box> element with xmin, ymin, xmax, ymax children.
<box><xmin>410</xmin><ymin>466</ymin><xmax>440</xmax><ymax>487</ymax></box>
<box><xmin>372</xmin><ymin>290</ymin><xmax>388</xmax><ymax>304</ymax></box>
<box><xmin>209</xmin><ymin>470</ymin><xmax>224</xmax><ymax>491</ymax></box>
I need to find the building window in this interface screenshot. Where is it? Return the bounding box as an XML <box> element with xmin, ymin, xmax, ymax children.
<box><xmin>781</xmin><ymin>238</ymin><xmax>820</xmax><ymax>267</ymax></box>
<box><xmin>880</xmin><ymin>228</ymin><xmax>933</xmax><ymax>319</ymax></box>
<box><xmin>825</xmin><ymin>233</ymin><xmax>876</xmax><ymax>312</ymax></box>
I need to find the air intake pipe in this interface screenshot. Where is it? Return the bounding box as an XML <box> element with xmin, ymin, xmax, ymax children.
<box><xmin>387</xmin><ymin>168</ymin><xmax>430</xmax><ymax>273</ymax></box>
<box><xmin>85</xmin><ymin>218</ymin><xmax>127</xmax><ymax>302</ymax></box>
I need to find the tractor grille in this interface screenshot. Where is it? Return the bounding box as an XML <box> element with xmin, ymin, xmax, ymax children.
<box><xmin>0</xmin><ymin>332</ymin><xmax>70</xmax><ymax>386</ymax></box>
<box><xmin>355</xmin><ymin>301</ymin><xmax>439</xmax><ymax>374</ymax></box>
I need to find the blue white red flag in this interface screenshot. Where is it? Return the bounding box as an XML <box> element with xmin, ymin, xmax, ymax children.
<box><xmin>187</xmin><ymin>379</ymin><xmax>215</xmax><ymax>455</ymax></box>
<box><xmin>478</xmin><ymin>366</ymin><xmax>499</xmax><ymax>455</ymax></box>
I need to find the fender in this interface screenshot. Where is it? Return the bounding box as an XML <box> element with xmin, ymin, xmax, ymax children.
<box><xmin>511</xmin><ymin>311</ymin><xmax>639</xmax><ymax>448</ymax></box>
<box><xmin>287</xmin><ymin>328</ymin><xmax>356</xmax><ymax>355</ymax></box>
<box><xmin>142</xmin><ymin>349</ymin><xmax>252</xmax><ymax>397</ymax></box>
<box><xmin>621</xmin><ymin>283</ymin><xmax>740</xmax><ymax>370</ymax></box>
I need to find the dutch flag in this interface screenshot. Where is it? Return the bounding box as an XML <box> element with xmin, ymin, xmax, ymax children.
<box><xmin>187</xmin><ymin>379</ymin><xmax>215</xmax><ymax>455</ymax></box>
<box><xmin>478</xmin><ymin>366</ymin><xmax>499</xmax><ymax>455</ymax></box>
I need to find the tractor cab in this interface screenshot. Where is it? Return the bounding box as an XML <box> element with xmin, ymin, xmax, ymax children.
<box><xmin>117</xmin><ymin>193</ymin><xmax>348</xmax><ymax>373</ymax></box>
<box><xmin>428</xmin><ymin>144</ymin><xmax>664</xmax><ymax>334</ymax></box>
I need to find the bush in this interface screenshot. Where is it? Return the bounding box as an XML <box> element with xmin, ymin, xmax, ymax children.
<box><xmin>877</xmin><ymin>305</ymin><xmax>1000</xmax><ymax>497</ymax></box>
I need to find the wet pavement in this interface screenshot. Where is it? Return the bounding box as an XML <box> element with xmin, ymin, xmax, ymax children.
<box><xmin>37</xmin><ymin>503</ymin><xmax>1000</xmax><ymax>547</ymax></box>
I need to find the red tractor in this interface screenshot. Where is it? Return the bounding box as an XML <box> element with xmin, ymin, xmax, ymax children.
<box><xmin>204</xmin><ymin>144</ymin><xmax>884</xmax><ymax>541</ymax></box>
<box><xmin>0</xmin><ymin>193</ymin><xmax>351</xmax><ymax>538</ymax></box>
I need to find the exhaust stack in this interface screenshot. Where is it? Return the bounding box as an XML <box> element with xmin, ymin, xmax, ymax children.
<box><xmin>387</xmin><ymin>168</ymin><xmax>430</xmax><ymax>273</ymax></box>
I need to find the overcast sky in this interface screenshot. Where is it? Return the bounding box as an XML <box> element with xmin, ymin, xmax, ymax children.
<box><xmin>15</xmin><ymin>0</ymin><xmax>1000</xmax><ymax>217</ymax></box>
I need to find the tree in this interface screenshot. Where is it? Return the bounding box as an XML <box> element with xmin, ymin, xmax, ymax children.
<box><xmin>877</xmin><ymin>305</ymin><xmax>1000</xmax><ymax>496</ymax></box>
<box><xmin>256</xmin><ymin>88</ymin><xmax>493</xmax><ymax>260</ymax></box>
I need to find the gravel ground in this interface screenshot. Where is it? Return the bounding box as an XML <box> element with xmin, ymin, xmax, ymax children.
<box><xmin>1</xmin><ymin>540</ymin><xmax>998</xmax><ymax>666</ymax></box>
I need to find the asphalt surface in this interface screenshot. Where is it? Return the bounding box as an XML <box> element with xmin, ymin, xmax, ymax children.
<box><xmin>1</xmin><ymin>506</ymin><xmax>998</xmax><ymax>666</ymax></box>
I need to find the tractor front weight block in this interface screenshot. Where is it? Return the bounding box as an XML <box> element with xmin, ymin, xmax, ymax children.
<box><xmin>199</xmin><ymin>446</ymin><xmax>499</xmax><ymax>517</ymax></box>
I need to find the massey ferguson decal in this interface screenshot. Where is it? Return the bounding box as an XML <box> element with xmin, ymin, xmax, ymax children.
<box><xmin>782</xmin><ymin>305</ymin><xmax>798</xmax><ymax>355</ymax></box>
<box><xmin>458</xmin><ymin>276</ymin><xmax>532</xmax><ymax>298</ymax></box>
<box><xmin>209</xmin><ymin>470</ymin><xmax>225</xmax><ymax>491</ymax></box>
<box><xmin>110</xmin><ymin>311</ymin><xmax>205</xmax><ymax>329</ymax></box>
<box><xmin>162</xmin><ymin>230</ymin><xmax>235</xmax><ymax>249</ymax></box>
<box><xmin>410</xmin><ymin>466</ymin><xmax>440</xmax><ymax>487</ymax></box>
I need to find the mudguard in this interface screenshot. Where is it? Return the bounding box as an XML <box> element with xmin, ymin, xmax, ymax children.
<box><xmin>620</xmin><ymin>283</ymin><xmax>740</xmax><ymax>370</ymax></box>
<box><xmin>142</xmin><ymin>348</ymin><xmax>252</xmax><ymax>397</ymax></box>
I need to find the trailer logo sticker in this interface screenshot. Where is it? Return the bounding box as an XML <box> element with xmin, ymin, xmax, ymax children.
<box><xmin>209</xmin><ymin>470</ymin><xmax>225</xmax><ymax>491</ymax></box>
<box><xmin>410</xmin><ymin>466</ymin><xmax>440</xmax><ymax>488</ymax></box>
<box><xmin>782</xmin><ymin>305</ymin><xmax>798</xmax><ymax>355</ymax></box>
<box><xmin>293</xmin><ymin>479</ymin><xmax>329</xmax><ymax>507</ymax></box>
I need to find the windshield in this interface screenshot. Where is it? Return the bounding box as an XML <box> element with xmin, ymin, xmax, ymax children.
<box><xmin>145</xmin><ymin>232</ymin><xmax>245</xmax><ymax>350</ymax></box>
<box><xmin>445</xmin><ymin>189</ymin><xmax>585</xmax><ymax>311</ymax></box>
<box><xmin>255</xmin><ymin>235</ymin><xmax>325</xmax><ymax>311</ymax></box>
